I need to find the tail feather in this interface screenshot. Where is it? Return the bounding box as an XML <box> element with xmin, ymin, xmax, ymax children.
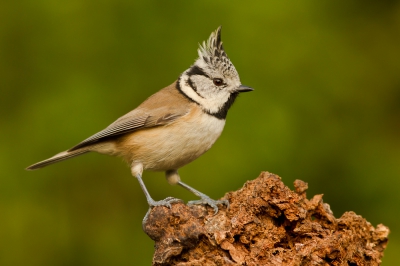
<box><xmin>26</xmin><ymin>149</ymin><xmax>89</xmax><ymax>170</ymax></box>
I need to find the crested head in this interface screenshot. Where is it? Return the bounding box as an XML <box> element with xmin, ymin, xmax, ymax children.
<box><xmin>177</xmin><ymin>26</ymin><xmax>252</xmax><ymax>120</ymax></box>
<box><xmin>196</xmin><ymin>26</ymin><xmax>239</xmax><ymax>81</ymax></box>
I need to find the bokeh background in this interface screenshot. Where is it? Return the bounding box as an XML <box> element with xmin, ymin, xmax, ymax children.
<box><xmin>1</xmin><ymin>1</ymin><xmax>400</xmax><ymax>265</ymax></box>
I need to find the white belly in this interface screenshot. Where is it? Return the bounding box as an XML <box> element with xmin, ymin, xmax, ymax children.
<box><xmin>117</xmin><ymin>110</ymin><xmax>225</xmax><ymax>171</ymax></box>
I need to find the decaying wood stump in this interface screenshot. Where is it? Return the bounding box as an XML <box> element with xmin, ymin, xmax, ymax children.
<box><xmin>143</xmin><ymin>172</ymin><xmax>389</xmax><ymax>265</ymax></box>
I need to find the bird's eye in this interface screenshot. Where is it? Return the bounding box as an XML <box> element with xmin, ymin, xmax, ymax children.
<box><xmin>213</xmin><ymin>78</ymin><xmax>224</xmax><ymax>86</ymax></box>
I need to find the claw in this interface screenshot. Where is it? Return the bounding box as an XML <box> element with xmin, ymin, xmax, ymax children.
<box><xmin>142</xmin><ymin>197</ymin><xmax>183</xmax><ymax>228</ymax></box>
<box><xmin>177</xmin><ymin>180</ymin><xmax>229</xmax><ymax>215</ymax></box>
<box><xmin>148</xmin><ymin>196</ymin><xmax>183</xmax><ymax>208</ymax></box>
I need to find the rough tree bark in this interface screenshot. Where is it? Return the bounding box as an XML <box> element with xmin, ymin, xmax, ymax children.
<box><xmin>143</xmin><ymin>172</ymin><xmax>389</xmax><ymax>265</ymax></box>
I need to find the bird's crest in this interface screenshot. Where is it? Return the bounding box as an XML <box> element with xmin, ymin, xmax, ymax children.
<box><xmin>196</xmin><ymin>26</ymin><xmax>237</xmax><ymax>76</ymax></box>
<box><xmin>198</xmin><ymin>26</ymin><xmax>226</xmax><ymax>60</ymax></box>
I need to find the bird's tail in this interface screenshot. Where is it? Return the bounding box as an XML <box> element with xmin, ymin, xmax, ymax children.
<box><xmin>26</xmin><ymin>149</ymin><xmax>89</xmax><ymax>170</ymax></box>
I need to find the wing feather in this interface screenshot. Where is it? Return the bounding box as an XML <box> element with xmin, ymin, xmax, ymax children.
<box><xmin>69</xmin><ymin>115</ymin><xmax>148</xmax><ymax>151</ymax></box>
<box><xmin>69</xmin><ymin>110</ymin><xmax>187</xmax><ymax>151</ymax></box>
<box><xmin>68</xmin><ymin>81</ymin><xmax>190</xmax><ymax>151</ymax></box>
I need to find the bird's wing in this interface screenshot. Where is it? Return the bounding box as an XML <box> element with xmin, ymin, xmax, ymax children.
<box><xmin>69</xmin><ymin>81</ymin><xmax>190</xmax><ymax>151</ymax></box>
<box><xmin>69</xmin><ymin>108</ymin><xmax>188</xmax><ymax>151</ymax></box>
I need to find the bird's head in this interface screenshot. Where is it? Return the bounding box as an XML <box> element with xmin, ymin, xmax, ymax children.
<box><xmin>178</xmin><ymin>26</ymin><xmax>253</xmax><ymax>119</ymax></box>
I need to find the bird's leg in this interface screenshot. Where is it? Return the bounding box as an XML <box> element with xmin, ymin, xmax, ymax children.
<box><xmin>166</xmin><ymin>169</ymin><xmax>228</xmax><ymax>214</ymax></box>
<box><xmin>177</xmin><ymin>181</ymin><xmax>229</xmax><ymax>214</ymax></box>
<box><xmin>135</xmin><ymin>173</ymin><xmax>182</xmax><ymax>207</ymax></box>
<box><xmin>132</xmin><ymin>164</ymin><xmax>182</xmax><ymax>209</ymax></box>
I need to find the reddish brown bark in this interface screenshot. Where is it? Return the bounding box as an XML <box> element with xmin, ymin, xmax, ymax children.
<box><xmin>143</xmin><ymin>172</ymin><xmax>389</xmax><ymax>265</ymax></box>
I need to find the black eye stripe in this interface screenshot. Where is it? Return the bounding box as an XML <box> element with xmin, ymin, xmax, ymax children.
<box><xmin>186</xmin><ymin>66</ymin><xmax>210</xmax><ymax>78</ymax></box>
<box><xmin>187</xmin><ymin>66</ymin><xmax>227</xmax><ymax>87</ymax></box>
<box><xmin>187</xmin><ymin>78</ymin><xmax>205</xmax><ymax>99</ymax></box>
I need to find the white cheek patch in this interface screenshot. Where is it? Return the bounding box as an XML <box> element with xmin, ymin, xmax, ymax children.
<box><xmin>179</xmin><ymin>75</ymin><xmax>230</xmax><ymax>114</ymax></box>
<box><xmin>189</xmin><ymin>75</ymin><xmax>213</xmax><ymax>97</ymax></box>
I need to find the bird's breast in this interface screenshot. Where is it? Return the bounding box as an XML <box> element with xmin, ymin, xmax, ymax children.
<box><xmin>117</xmin><ymin>107</ymin><xmax>226</xmax><ymax>171</ymax></box>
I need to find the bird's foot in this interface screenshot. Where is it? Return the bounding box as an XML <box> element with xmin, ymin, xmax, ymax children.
<box><xmin>142</xmin><ymin>197</ymin><xmax>183</xmax><ymax>228</ymax></box>
<box><xmin>148</xmin><ymin>196</ymin><xmax>183</xmax><ymax>208</ymax></box>
<box><xmin>188</xmin><ymin>196</ymin><xmax>229</xmax><ymax>215</ymax></box>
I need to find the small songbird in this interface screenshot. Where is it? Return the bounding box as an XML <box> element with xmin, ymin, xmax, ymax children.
<box><xmin>26</xmin><ymin>26</ymin><xmax>253</xmax><ymax>213</ymax></box>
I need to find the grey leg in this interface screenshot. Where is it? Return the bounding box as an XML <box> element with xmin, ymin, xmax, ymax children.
<box><xmin>135</xmin><ymin>173</ymin><xmax>182</xmax><ymax>208</ymax></box>
<box><xmin>177</xmin><ymin>181</ymin><xmax>229</xmax><ymax>214</ymax></box>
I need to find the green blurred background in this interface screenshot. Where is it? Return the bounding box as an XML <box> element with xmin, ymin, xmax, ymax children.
<box><xmin>1</xmin><ymin>1</ymin><xmax>399</xmax><ymax>265</ymax></box>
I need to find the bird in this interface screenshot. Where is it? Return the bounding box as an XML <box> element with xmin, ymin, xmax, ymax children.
<box><xmin>26</xmin><ymin>26</ymin><xmax>253</xmax><ymax>214</ymax></box>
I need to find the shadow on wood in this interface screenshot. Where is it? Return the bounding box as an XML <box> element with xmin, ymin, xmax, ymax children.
<box><xmin>143</xmin><ymin>172</ymin><xmax>389</xmax><ymax>265</ymax></box>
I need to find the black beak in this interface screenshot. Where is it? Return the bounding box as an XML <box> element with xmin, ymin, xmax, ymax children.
<box><xmin>236</xmin><ymin>85</ymin><xmax>253</xmax><ymax>93</ymax></box>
